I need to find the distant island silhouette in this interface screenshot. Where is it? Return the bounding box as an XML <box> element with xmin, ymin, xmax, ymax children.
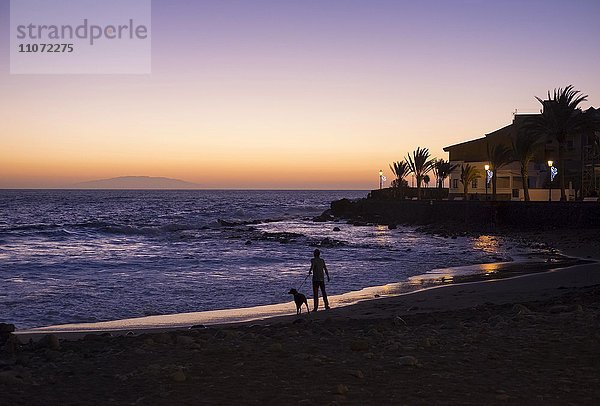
<box><xmin>71</xmin><ymin>176</ymin><xmax>201</xmax><ymax>190</ymax></box>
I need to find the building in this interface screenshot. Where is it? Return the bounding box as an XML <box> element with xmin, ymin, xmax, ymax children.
<box><xmin>443</xmin><ymin>108</ymin><xmax>600</xmax><ymax>201</ymax></box>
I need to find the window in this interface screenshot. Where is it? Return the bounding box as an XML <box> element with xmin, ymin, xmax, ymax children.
<box><xmin>512</xmin><ymin>189</ymin><xmax>519</xmax><ymax>198</ymax></box>
<box><xmin>452</xmin><ymin>179</ymin><xmax>459</xmax><ymax>189</ymax></box>
<box><xmin>471</xmin><ymin>178</ymin><xmax>478</xmax><ymax>189</ymax></box>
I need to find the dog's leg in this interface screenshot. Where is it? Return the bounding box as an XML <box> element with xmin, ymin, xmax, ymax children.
<box><xmin>305</xmin><ymin>299</ymin><xmax>310</xmax><ymax>314</ymax></box>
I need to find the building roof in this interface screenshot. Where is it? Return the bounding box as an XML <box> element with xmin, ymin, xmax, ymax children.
<box><xmin>443</xmin><ymin>114</ymin><xmax>540</xmax><ymax>162</ymax></box>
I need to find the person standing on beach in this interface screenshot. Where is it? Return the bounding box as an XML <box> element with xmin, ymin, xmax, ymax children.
<box><xmin>309</xmin><ymin>249</ymin><xmax>330</xmax><ymax>311</ymax></box>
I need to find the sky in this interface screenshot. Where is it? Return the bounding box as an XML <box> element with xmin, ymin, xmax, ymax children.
<box><xmin>1</xmin><ymin>0</ymin><xmax>600</xmax><ymax>189</ymax></box>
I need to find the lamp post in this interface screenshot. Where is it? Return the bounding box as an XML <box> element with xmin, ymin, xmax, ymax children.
<box><xmin>379</xmin><ymin>170</ymin><xmax>383</xmax><ymax>190</ymax></box>
<box><xmin>484</xmin><ymin>164</ymin><xmax>490</xmax><ymax>199</ymax></box>
<box><xmin>547</xmin><ymin>160</ymin><xmax>553</xmax><ymax>202</ymax></box>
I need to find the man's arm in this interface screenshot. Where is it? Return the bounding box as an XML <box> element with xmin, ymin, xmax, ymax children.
<box><xmin>324</xmin><ymin>262</ymin><xmax>330</xmax><ymax>281</ymax></box>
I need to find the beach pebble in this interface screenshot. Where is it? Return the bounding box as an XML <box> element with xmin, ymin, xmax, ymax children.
<box><xmin>152</xmin><ymin>333</ymin><xmax>173</xmax><ymax>344</ymax></box>
<box><xmin>176</xmin><ymin>336</ymin><xmax>195</xmax><ymax>347</ymax></box>
<box><xmin>350</xmin><ymin>340</ymin><xmax>369</xmax><ymax>351</ymax></box>
<box><xmin>335</xmin><ymin>384</ymin><xmax>349</xmax><ymax>395</ymax></box>
<box><xmin>333</xmin><ymin>227</ymin><xmax>341</xmax><ymax>232</ymax></box>
<box><xmin>170</xmin><ymin>370</ymin><xmax>186</xmax><ymax>382</ymax></box>
<box><xmin>422</xmin><ymin>337</ymin><xmax>438</xmax><ymax>347</ymax></box>
<box><xmin>549</xmin><ymin>305</ymin><xmax>569</xmax><ymax>314</ymax></box>
<box><xmin>512</xmin><ymin>304</ymin><xmax>531</xmax><ymax>314</ymax></box>
<box><xmin>39</xmin><ymin>334</ymin><xmax>61</xmax><ymax>351</ymax></box>
<box><xmin>347</xmin><ymin>369</ymin><xmax>364</xmax><ymax>379</ymax></box>
<box><xmin>269</xmin><ymin>343</ymin><xmax>283</xmax><ymax>352</ymax></box>
<box><xmin>398</xmin><ymin>356</ymin><xmax>418</xmax><ymax>366</ymax></box>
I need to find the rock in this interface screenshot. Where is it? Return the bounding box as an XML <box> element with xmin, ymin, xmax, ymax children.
<box><xmin>348</xmin><ymin>369</ymin><xmax>364</xmax><ymax>379</ymax></box>
<box><xmin>398</xmin><ymin>355</ymin><xmax>418</xmax><ymax>366</ymax></box>
<box><xmin>292</xmin><ymin>318</ymin><xmax>306</xmax><ymax>324</ymax></box>
<box><xmin>269</xmin><ymin>343</ymin><xmax>283</xmax><ymax>352</ymax></box>
<box><xmin>153</xmin><ymin>333</ymin><xmax>172</xmax><ymax>344</ymax></box>
<box><xmin>245</xmin><ymin>240</ymin><xmax>252</xmax><ymax>245</ymax></box>
<box><xmin>171</xmin><ymin>370</ymin><xmax>186</xmax><ymax>382</ymax></box>
<box><xmin>39</xmin><ymin>334</ymin><xmax>61</xmax><ymax>351</ymax></box>
<box><xmin>0</xmin><ymin>323</ymin><xmax>16</xmax><ymax>346</ymax></box>
<box><xmin>422</xmin><ymin>337</ymin><xmax>437</xmax><ymax>347</ymax></box>
<box><xmin>176</xmin><ymin>336</ymin><xmax>195</xmax><ymax>346</ymax></box>
<box><xmin>388</xmin><ymin>224</ymin><xmax>397</xmax><ymax>230</ymax></box>
<box><xmin>512</xmin><ymin>304</ymin><xmax>531</xmax><ymax>314</ymax></box>
<box><xmin>335</xmin><ymin>384</ymin><xmax>349</xmax><ymax>395</ymax></box>
<box><xmin>0</xmin><ymin>323</ymin><xmax>15</xmax><ymax>333</ymax></box>
<box><xmin>350</xmin><ymin>340</ymin><xmax>369</xmax><ymax>351</ymax></box>
<box><xmin>333</xmin><ymin>227</ymin><xmax>341</xmax><ymax>232</ymax></box>
<box><xmin>549</xmin><ymin>305</ymin><xmax>569</xmax><ymax>314</ymax></box>
<box><xmin>190</xmin><ymin>324</ymin><xmax>207</xmax><ymax>330</ymax></box>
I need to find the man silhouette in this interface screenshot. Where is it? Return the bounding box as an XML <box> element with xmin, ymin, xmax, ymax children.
<box><xmin>308</xmin><ymin>249</ymin><xmax>330</xmax><ymax>311</ymax></box>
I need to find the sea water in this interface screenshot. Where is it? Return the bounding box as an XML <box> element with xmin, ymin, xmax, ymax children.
<box><xmin>1</xmin><ymin>190</ymin><xmax>527</xmax><ymax>329</ymax></box>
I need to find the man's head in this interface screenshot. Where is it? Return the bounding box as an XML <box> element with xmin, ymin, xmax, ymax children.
<box><xmin>313</xmin><ymin>249</ymin><xmax>321</xmax><ymax>258</ymax></box>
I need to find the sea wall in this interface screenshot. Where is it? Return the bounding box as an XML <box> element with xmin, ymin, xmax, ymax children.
<box><xmin>327</xmin><ymin>198</ymin><xmax>600</xmax><ymax>230</ymax></box>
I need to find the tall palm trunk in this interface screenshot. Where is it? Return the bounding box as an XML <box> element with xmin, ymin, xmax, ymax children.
<box><xmin>521</xmin><ymin>167</ymin><xmax>530</xmax><ymax>202</ymax></box>
<box><xmin>416</xmin><ymin>176</ymin><xmax>422</xmax><ymax>200</ymax></box>
<box><xmin>558</xmin><ymin>144</ymin><xmax>567</xmax><ymax>201</ymax></box>
<box><xmin>492</xmin><ymin>172</ymin><xmax>497</xmax><ymax>199</ymax></box>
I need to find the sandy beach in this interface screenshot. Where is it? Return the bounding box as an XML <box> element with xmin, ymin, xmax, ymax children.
<box><xmin>1</xmin><ymin>228</ymin><xmax>600</xmax><ymax>405</ymax></box>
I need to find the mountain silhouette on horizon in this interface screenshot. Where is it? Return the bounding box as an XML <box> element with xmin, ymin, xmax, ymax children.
<box><xmin>72</xmin><ymin>176</ymin><xmax>201</xmax><ymax>190</ymax></box>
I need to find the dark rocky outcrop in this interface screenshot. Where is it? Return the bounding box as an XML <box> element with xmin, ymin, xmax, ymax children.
<box><xmin>324</xmin><ymin>198</ymin><xmax>600</xmax><ymax>231</ymax></box>
<box><xmin>0</xmin><ymin>323</ymin><xmax>15</xmax><ymax>347</ymax></box>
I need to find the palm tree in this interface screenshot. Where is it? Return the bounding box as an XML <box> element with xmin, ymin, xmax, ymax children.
<box><xmin>432</xmin><ymin>159</ymin><xmax>458</xmax><ymax>189</ymax></box>
<box><xmin>511</xmin><ymin>131</ymin><xmax>542</xmax><ymax>202</ymax></box>
<box><xmin>528</xmin><ymin>85</ymin><xmax>588</xmax><ymax>201</ymax></box>
<box><xmin>405</xmin><ymin>147</ymin><xmax>435</xmax><ymax>200</ymax></box>
<box><xmin>459</xmin><ymin>164</ymin><xmax>481</xmax><ymax>199</ymax></box>
<box><xmin>423</xmin><ymin>174</ymin><xmax>431</xmax><ymax>188</ymax></box>
<box><xmin>487</xmin><ymin>143</ymin><xmax>513</xmax><ymax>200</ymax></box>
<box><xmin>389</xmin><ymin>160</ymin><xmax>410</xmax><ymax>199</ymax></box>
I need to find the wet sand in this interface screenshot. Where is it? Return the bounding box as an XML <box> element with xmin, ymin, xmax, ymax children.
<box><xmin>2</xmin><ymin>229</ymin><xmax>600</xmax><ymax>404</ymax></box>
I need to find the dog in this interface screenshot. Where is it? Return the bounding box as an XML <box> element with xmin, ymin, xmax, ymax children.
<box><xmin>288</xmin><ymin>288</ymin><xmax>310</xmax><ymax>315</ymax></box>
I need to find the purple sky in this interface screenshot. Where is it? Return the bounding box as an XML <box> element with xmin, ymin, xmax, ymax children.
<box><xmin>1</xmin><ymin>0</ymin><xmax>599</xmax><ymax>188</ymax></box>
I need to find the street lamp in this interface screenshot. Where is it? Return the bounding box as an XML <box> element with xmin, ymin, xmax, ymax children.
<box><xmin>547</xmin><ymin>160</ymin><xmax>553</xmax><ymax>202</ymax></box>
<box><xmin>484</xmin><ymin>164</ymin><xmax>490</xmax><ymax>199</ymax></box>
<box><xmin>379</xmin><ymin>170</ymin><xmax>383</xmax><ymax>190</ymax></box>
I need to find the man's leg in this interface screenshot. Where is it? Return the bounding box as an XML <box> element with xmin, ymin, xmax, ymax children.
<box><xmin>321</xmin><ymin>282</ymin><xmax>330</xmax><ymax>309</ymax></box>
<box><xmin>313</xmin><ymin>281</ymin><xmax>319</xmax><ymax>311</ymax></box>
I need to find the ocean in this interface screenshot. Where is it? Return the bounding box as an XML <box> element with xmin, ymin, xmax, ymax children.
<box><xmin>1</xmin><ymin>190</ymin><xmax>527</xmax><ymax>329</ymax></box>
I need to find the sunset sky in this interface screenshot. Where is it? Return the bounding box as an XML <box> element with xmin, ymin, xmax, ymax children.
<box><xmin>1</xmin><ymin>0</ymin><xmax>600</xmax><ymax>189</ymax></box>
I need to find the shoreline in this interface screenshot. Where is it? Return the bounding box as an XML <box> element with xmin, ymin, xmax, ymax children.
<box><xmin>14</xmin><ymin>253</ymin><xmax>593</xmax><ymax>340</ymax></box>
